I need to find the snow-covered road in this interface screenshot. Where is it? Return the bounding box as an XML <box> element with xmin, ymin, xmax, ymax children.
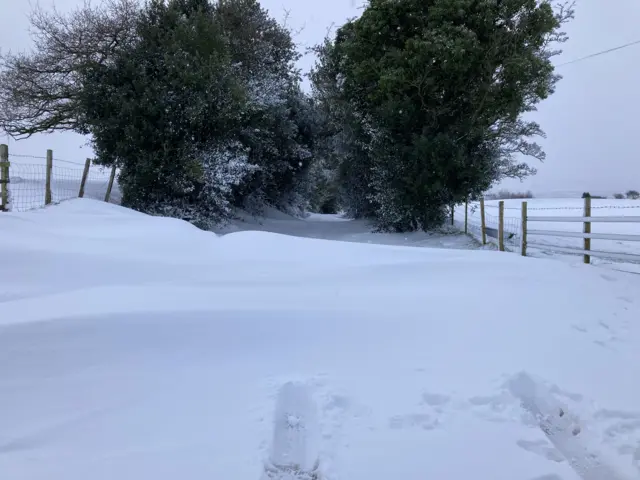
<box><xmin>217</xmin><ymin>208</ymin><xmax>480</xmax><ymax>250</ymax></box>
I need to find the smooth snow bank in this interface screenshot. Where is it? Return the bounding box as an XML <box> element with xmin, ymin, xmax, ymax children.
<box><xmin>2</xmin><ymin>199</ymin><xmax>640</xmax><ymax>480</ymax></box>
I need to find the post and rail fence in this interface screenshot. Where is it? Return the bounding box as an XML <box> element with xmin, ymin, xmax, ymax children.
<box><xmin>0</xmin><ymin>144</ymin><xmax>118</xmax><ymax>213</ymax></box>
<box><xmin>454</xmin><ymin>197</ymin><xmax>640</xmax><ymax>265</ymax></box>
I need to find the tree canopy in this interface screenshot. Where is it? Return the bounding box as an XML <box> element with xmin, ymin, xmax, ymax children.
<box><xmin>0</xmin><ymin>0</ymin><xmax>574</xmax><ymax>231</ymax></box>
<box><xmin>311</xmin><ymin>0</ymin><xmax>574</xmax><ymax>230</ymax></box>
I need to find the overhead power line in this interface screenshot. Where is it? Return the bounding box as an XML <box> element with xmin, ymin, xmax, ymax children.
<box><xmin>557</xmin><ymin>39</ymin><xmax>640</xmax><ymax>67</ymax></box>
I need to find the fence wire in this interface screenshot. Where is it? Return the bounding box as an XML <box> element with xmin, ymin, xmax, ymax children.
<box><xmin>2</xmin><ymin>155</ymin><xmax>116</xmax><ymax>212</ymax></box>
<box><xmin>51</xmin><ymin>165</ymin><xmax>84</xmax><ymax>204</ymax></box>
<box><xmin>482</xmin><ymin>212</ymin><xmax>521</xmax><ymax>248</ymax></box>
<box><xmin>6</xmin><ymin>163</ymin><xmax>49</xmax><ymax>212</ymax></box>
<box><xmin>86</xmin><ymin>167</ymin><xmax>115</xmax><ymax>202</ymax></box>
<box><xmin>483</xmin><ymin>202</ymin><xmax>640</xmax><ymax>211</ymax></box>
<box><xmin>9</xmin><ymin>152</ymin><xmax>88</xmax><ymax>166</ymax></box>
<box><xmin>457</xmin><ymin>200</ymin><xmax>640</xmax><ymax>263</ymax></box>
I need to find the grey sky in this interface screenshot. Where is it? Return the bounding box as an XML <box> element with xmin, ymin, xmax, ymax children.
<box><xmin>1</xmin><ymin>0</ymin><xmax>639</xmax><ymax>195</ymax></box>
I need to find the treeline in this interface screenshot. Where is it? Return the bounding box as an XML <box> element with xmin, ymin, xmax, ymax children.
<box><xmin>588</xmin><ymin>191</ymin><xmax>639</xmax><ymax>200</ymax></box>
<box><xmin>613</xmin><ymin>191</ymin><xmax>640</xmax><ymax>200</ymax></box>
<box><xmin>486</xmin><ymin>190</ymin><xmax>535</xmax><ymax>200</ymax></box>
<box><xmin>0</xmin><ymin>0</ymin><xmax>574</xmax><ymax>232</ymax></box>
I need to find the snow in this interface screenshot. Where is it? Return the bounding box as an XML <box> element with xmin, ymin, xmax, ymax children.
<box><xmin>457</xmin><ymin>198</ymin><xmax>640</xmax><ymax>271</ymax></box>
<box><xmin>2</xmin><ymin>199</ymin><xmax>640</xmax><ymax>480</ymax></box>
<box><xmin>267</xmin><ymin>382</ymin><xmax>320</xmax><ymax>473</ymax></box>
<box><xmin>509</xmin><ymin>372</ymin><xmax>638</xmax><ymax>480</ymax></box>
<box><xmin>5</xmin><ymin>156</ymin><xmax>118</xmax><ymax>212</ymax></box>
<box><xmin>217</xmin><ymin>207</ymin><xmax>479</xmax><ymax>250</ymax></box>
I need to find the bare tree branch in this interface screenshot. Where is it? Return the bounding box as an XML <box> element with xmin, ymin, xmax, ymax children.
<box><xmin>0</xmin><ymin>0</ymin><xmax>139</xmax><ymax>139</ymax></box>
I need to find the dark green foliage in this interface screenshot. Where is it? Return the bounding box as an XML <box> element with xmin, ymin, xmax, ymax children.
<box><xmin>79</xmin><ymin>0</ymin><xmax>242</xmax><ymax>218</ymax></box>
<box><xmin>213</xmin><ymin>0</ymin><xmax>318</xmax><ymax>211</ymax></box>
<box><xmin>2</xmin><ymin>0</ymin><xmax>575</xmax><ymax>230</ymax></box>
<box><xmin>76</xmin><ymin>0</ymin><xmax>316</xmax><ymax>224</ymax></box>
<box><xmin>312</xmin><ymin>0</ymin><xmax>574</xmax><ymax>231</ymax></box>
<box><xmin>1</xmin><ymin>0</ymin><xmax>321</xmax><ymax>227</ymax></box>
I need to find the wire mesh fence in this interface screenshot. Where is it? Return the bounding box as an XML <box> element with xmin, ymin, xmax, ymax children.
<box><xmin>87</xmin><ymin>166</ymin><xmax>120</xmax><ymax>203</ymax></box>
<box><xmin>1</xmin><ymin>149</ymin><xmax>118</xmax><ymax>213</ymax></box>
<box><xmin>6</xmin><ymin>163</ymin><xmax>49</xmax><ymax>212</ymax></box>
<box><xmin>51</xmin><ymin>165</ymin><xmax>86</xmax><ymax>205</ymax></box>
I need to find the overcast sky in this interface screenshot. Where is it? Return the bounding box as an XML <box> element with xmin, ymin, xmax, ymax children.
<box><xmin>1</xmin><ymin>0</ymin><xmax>639</xmax><ymax>195</ymax></box>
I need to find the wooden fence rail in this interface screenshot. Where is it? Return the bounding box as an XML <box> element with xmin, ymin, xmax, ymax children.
<box><xmin>457</xmin><ymin>197</ymin><xmax>640</xmax><ymax>265</ymax></box>
<box><xmin>521</xmin><ymin>197</ymin><xmax>640</xmax><ymax>264</ymax></box>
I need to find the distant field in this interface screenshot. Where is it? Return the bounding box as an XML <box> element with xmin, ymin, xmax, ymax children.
<box><xmin>456</xmin><ymin>198</ymin><xmax>640</xmax><ymax>265</ymax></box>
<box><xmin>4</xmin><ymin>159</ymin><xmax>120</xmax><ymax>211</ymax></box>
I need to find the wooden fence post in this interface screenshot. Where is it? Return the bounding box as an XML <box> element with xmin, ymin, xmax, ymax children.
<box><xmin>480</xmin><ymin>197</ymin><xmax>487</xmax><ymax>245</ymax></box>
<box><xmin>521</xmin><ymin>201</ymin><xmax>527</xmax><ymax>256</ymax></box>
<box><xmin>104</xmin><ymin>165</ymin><xmax>116</xmax><ymax>202</ymax></box>
<box><xmin>583</xmin><ymin>196</ymin><xmax>591</xmax><ymax>264</ymax></box>
<box><xmin>45</xmin><ymin>149</ymin><xmax>53</xmax><ymax>205</ymax></box>
<box><xmin>0</xmin><ymin>144</ymin><xmax>9</xmax><ymax>212</ymax></box>
<box><xmin>498</xmin><ymin>200</ymin><xmax>505</xmax><ymax>251</ymax></box>
<box><xmin>79</xmin><ymin>158</ymin><xmax>91</xmax><ymax>198</ymax></box>
<box><xmin>464</xmin><ymin>198</ymin><xmax>468</xmax><ymax>235</ymax></box>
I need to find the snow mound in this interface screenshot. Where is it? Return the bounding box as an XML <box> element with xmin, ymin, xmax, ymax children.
<box><xmin>1</xmin><ymin>199</ymin><xmax>640</xmax><ymax>480</ymax></box>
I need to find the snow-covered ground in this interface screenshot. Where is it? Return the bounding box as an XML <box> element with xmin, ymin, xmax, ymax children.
<box><xmin>2</xmin><ymin>199</ymin><xmax>640</xmax><ymax>480</ymax></box>
<box><xmin>3</xmin><ymin>158</ymin><xmax>118</xmax><ymax>212</ymax></box>
<box><xmin>217</xmin><ymin>207</ymin><xmax>479</xmax><ymax>250</ymax></box>
<box><xmin>456</xmin><ymin>198</ymin><xmax>640</xmax><ymax>273</ymax></box>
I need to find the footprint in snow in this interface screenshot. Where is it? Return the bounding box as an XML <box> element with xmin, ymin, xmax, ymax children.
<box><xmin>388</xmin><ymin>413</ymin><xmax>439</xmax><ymax>430</ymax></box>
<box><xmin>516</xmin><ymin>439</ymin><xmax>564</xmax><ymax>463</ymax></box>
<box><xmin>421</xmin><ymin>392</ymin><xmax>450</xmax><ymax>407</ymax></box>
<box><xmin>594</xmin><ymin>408</ymin><xmax>640</xmax><ymax>458</ymax></box>
<box><xmin>387</xmin><ymin>390</ymin><xmax>453</xmax><ymax>431</ymax></box>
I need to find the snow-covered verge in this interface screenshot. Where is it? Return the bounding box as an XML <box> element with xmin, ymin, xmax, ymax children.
<box><xmin>2</xmin><ymin>199</ymin><xmax>640</xmax><ymax>480</ymax></box>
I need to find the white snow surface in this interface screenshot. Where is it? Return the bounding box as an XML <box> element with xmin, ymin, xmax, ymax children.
<box><xmin>2</xmin><ymin>199</ymin><xmax>640</xmax><ymax>480</ymax></box>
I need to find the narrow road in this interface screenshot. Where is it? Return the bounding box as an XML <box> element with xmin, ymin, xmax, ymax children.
<box><xmin>217</xmin><ymin>210</ymin><xmax>480</xmax><ymax>250</ymax></box>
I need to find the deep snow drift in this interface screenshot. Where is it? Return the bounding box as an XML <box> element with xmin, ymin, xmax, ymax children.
<box><xmin>1</xmin><ymin>199</ymin><xmax>640</xmax><ymax>480</ymax></box>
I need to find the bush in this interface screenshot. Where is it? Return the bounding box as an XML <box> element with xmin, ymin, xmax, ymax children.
<box><xmin>486</xmin><ymin>189</ymin><xmax>534</xmax><ymax>200</ymax></box>
<box><xmin>583</xmin><ymin>193</ymin><xmax>606</xmax><ymax>199</ymax></box>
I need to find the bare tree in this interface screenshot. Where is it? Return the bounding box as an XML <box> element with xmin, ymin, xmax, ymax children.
<box><xmin>0</xmin><ymin>0</ymin><xmax>139</xmax><ymax>139</ymax></box>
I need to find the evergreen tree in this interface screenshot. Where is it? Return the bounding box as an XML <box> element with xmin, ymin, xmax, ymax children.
<box><xmin>2</xmin><ymin>0</ymin><xmax>322</xmax><ymax>228</ymax></box>
<box><xmin>79</xmin><ymin>0</ymin><xmax>248</xmax><ymax>226</ymax></box>
<box><xmin>312</xmin><ymin>0</ymin><xmax>574</xmax><ymax>231</ymax></box>
<box><xmin>215</xmin><ymin>0</ymin><xmax>316</xmax><ymax>212</ymax></box>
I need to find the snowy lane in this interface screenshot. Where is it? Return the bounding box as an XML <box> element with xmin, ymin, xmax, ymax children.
<box><xmin>2</xmin><ymin>200</ymin><xmax>640</xmax><ymax>480</ymax></box>
<box><xmin>218</xmin><ymin>208</ymin><xmax>480</xmax><ymax>250</ymax></box>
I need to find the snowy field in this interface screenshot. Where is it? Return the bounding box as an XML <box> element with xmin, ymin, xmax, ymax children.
<box><xmin>456</xmin><ymin>198</ymin><xmax>640</xmax><ymax>271</ymax></box>
<box><xmin>2</xmin><ymin>199</ymin><xmax>640</xmax><ymax>480</ymax></box>
<box><xmin>3</xmin><ymin>158</ymin><xmax>119</xmax><ymax>212</ymax></box>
